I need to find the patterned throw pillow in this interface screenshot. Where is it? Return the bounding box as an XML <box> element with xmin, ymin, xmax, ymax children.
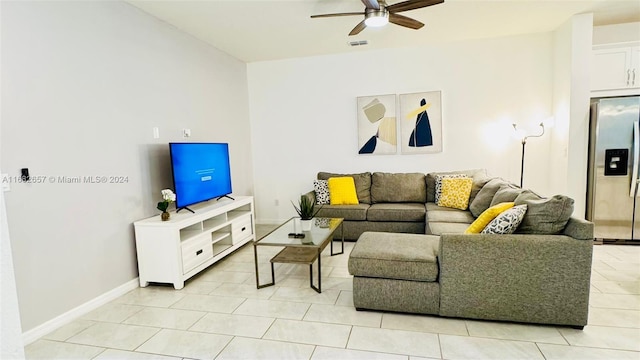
<box><xmin>435</xmin><ymin>174</ymin><xmax>468</xmax><ymax>204</ymax></box>
<box><xmin>437</xmin><ymin>177</ymin><xmax>473</xmax><ymax>210</ymax></box>
<box><xmin>313</xmin><ymin>180</ymin><xmax>330</xmax><ymax>205</ymax></box>
<box><xmin>465</xmin><ymin>202</ymin><xmax>515</xmax><ymax>234</ymax></box>
<box><xmin>481</xmin><ymin>204</ymin><xmax>528</xmax><ymax>234</ymax></box>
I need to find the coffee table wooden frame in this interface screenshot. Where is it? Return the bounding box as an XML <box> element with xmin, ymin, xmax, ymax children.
<box><xmin>253</xmin><ymin>217</ymin><xmax>344</xmax><ymax>293</ymax></box>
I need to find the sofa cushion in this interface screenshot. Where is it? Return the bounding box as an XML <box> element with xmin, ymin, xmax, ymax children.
<box><xmin>469</xmin><ymin>178</ymin><xmax>509</xmax><ymax>217</ymax></box>
<box><xmin>349</xmin><ymin>232</ymin><xmax>440</xmax><ymax>282</ymax></box>
<box><xmin>367</xmin><ymin>203</ymin><xmax>426</xmax><ymax>222</ymax></box>
<box><xmin>371</xmin><ymin>172</ymin><xmax>426</xmax><ymax>203</ymax></box>
<box><xmin>438</xmin><ymin>177</ymin><xmax>473</xmax><ymax>210</ymax></box>
<box><xmin>465</xmin><ymin>202</ymin><xmax>515</xmax><ymax>234</ymax></box>
<box><xmin>328</xmin><ymin>177</ymin><xmax>359</xmax><ymax>205</ymax></box>
<box><xmin>426</xmin><ymin>203</ymin><xmax>475</xmax><ymax>223</ymax></box>
<box><xmin>426</xmin><ymin>222</ymin><xmax>470</xmax><ymax>235</ymax></box>
<box><xmin>426</xmin><ymin>169</ymin><xmax>488</xmax><ymax>203</ymax></box>
<box><xmin>481</xmin><ymin>204</ymin><xmax>527</xmax><ymax>234</ymax></box>
<box><xmin>515</xmin><ymin>195</ymin><xmax>575</xmax><ymax>234</ymax></box>
<box><xmin>514</xmin><ymin>189</ymin><xmax>542</xmax><ymax>203</ymax></box>
<box><xmin>490</xmin><ymin>185</ymin><xmax>524</xmax><ymax>207</ymax></box>
<box><xmin>315</xmin><ymin>204</ymin><xmax>369</xmax><ymax>221</ymax></box>
<box><xmin>318</xmin><ymin>172</ymin><xmax>371</xmax><ymax>204</ymax></box>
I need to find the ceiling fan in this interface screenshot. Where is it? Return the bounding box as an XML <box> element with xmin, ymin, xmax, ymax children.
<box><xmin>311</xmin><ymin>0</ymin><xmax>444</xmax><ymax>36</ymax></box>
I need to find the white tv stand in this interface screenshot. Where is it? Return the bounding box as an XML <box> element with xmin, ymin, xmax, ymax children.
<box><xmin>133</xmin><ymin>196</ymin><xmax>255</xmax><ymax>289</ymax></box>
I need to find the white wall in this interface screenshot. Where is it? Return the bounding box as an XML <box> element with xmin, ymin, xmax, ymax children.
<box><xmin>1</xmin><ymin>1</ymin><xmax>252</xmax><ymax>332</ymax></box>
<box><xmin>248</xmin><ymin>33</ymin><xmax>555</xmax><ymax>223</ymax></box>
<box><xmin>0</xmin><ymin>4</ymin><xmax>25</xmax><ymax>357</ymax></box>
<box><xmin>0</xmin><ymin>192</ymin><xmax>24</xmax><ymax>359</ymax></box>
<box><xmin>549</xmin><ymin>14</ymin><xmax>593</xmax><ymax>218</ymax></box>
<box><xmin>567</xmin><ymin>14</ymin><xmax>594</xmax><ymax>218</ymax></box>
<box><xmin>549</xmin><ymin>18</ymin><xmax>573</xmax><ymax>200</ymax></box>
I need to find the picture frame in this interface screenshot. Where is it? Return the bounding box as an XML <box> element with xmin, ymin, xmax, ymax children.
<box><xmin>356</xmin><ymin>94</ymin><xmax>397</xmax><ymax>155</ymax></box>
<box><xmin>399</xmin><ymin>91</ymin><xmax>442</xmax><ymax>154</ymax></box>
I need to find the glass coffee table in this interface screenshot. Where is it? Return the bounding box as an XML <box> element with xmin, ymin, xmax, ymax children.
<box><xmin>253</xmin><ymin>217</ymin><xmax>344</xmax><ymax>293</ymax></box>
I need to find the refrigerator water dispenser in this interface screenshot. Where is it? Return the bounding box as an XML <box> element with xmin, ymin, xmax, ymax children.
<box><xmin>604</xmin><ymin>148</ymin><xmax>628</xmax><ymax>176</ymax></box>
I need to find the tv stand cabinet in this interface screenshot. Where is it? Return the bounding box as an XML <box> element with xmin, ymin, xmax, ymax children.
<box><xmin>133</xmin><ymin>196</ymin><xmax>255</xmax><ymax>289</ymax></box>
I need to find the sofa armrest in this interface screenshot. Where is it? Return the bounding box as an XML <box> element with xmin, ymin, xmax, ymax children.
<box><xmin>438</xmin><ymin>233</ymin><xmax>593</xmax><ymax>326</ymax></box>
<box><xmin>301</xmin><ymin>190</ymin><xmax>316</xmax><ymax>204</ymax></box>
<box><xmin>563</xmin><ymin>217</ymin><xmax>594</xmax><ymax>240</ymax></box>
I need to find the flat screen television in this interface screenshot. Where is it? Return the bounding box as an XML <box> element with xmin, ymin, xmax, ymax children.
<box><xmin>169</xmin><ymin>142</ymin><xmax>233</xmax><ymax>212</ymax></box>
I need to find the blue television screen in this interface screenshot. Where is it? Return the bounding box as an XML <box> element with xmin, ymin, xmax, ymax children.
<box><xmin>169</xmin><ymin>143</ymin><xmax>232</xmax><ymax>209</ymax></box>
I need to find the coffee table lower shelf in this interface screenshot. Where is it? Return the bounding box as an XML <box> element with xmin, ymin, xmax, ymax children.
<box><xmin>271</xmin><ymin>247</ymin><xmax>319</xmax><ymax>264</ymax></box>
<box><xmin>256</xmin><ymin>242</ymin><xmax>342</xmax><ymax>293</ymax></box>
<box><xmin>271</xmin><ymin>247</ymin><xmax>323</xmax><ymax>293</ymax></box>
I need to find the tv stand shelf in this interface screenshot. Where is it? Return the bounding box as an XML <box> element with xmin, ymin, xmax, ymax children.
<box><xmin>133</xmin><ymin>196</ymin><xmax>255</xmax><ymax>289</ymax></box>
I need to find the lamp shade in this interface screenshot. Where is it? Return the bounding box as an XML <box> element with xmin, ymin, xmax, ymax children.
<box><xmin>365</xmin><ymin>11</ymin><xmax>389</xmax><ymax>27</ymax></box>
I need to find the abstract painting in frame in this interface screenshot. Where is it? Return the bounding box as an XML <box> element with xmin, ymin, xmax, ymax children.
<box><xmin>357</xmin><ymin>94</ymin><xmax>397</xmax><ymax>155</ymax></box>
<box><xmin>399</xmin><ymin>91</ymin><xmax>442</xmax><ymax>154</ymax></box>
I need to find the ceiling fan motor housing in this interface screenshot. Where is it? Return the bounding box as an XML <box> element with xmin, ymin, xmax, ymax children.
<box><xmin>365</xmin><ymin>8</ymin><xmax>389</xmax><ymax>27</ymax></box>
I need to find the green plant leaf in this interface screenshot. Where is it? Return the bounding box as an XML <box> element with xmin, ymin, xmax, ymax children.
<box><xmin>292</xmin><ymin>196</ymin><xmax>322</xmax><ymax>220</ymax></box>
<box><xmin>157</xmin><ymin>201</ymin><xmax>168</xmax><ymax>212</ymax></box>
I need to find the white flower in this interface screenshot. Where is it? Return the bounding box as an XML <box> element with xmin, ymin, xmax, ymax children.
<box><xmin>161</xmin><ymin>189</ymin><xmax>175</xmax><ymax>202</ymax></box>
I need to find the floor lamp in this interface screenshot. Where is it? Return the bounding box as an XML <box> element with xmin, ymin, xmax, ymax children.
<box><xmin>512</xmin><ymin>122</ymin><xmax>545</xmax><ymax>188</ymax></box>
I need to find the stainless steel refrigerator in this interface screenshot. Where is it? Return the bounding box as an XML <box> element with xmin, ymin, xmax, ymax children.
<box><xmin>587</xmin><ymin>96</ymin><xmax>640</xmax><ymax>243</ymax></box>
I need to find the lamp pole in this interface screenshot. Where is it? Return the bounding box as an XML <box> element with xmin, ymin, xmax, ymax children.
<box><xmin>520</xmin><ymin>138</ymin><xmax>526</xmax><ymax>188</ymax></box>
<box><xmin>513</xmin><ymin>123</ymin><xmax>545</xmax><ymax>188</ymax></box>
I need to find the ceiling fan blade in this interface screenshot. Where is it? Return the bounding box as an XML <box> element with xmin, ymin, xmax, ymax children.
<box><xmin>349</xmin><ymin>20</ymin><xmax>367</xmax><ymax>36</ymax></box>
<box><xmin>311</xmin><ymin>12</ymin><xmax>364</xmax><ymax>18</ymax></box>
<box><xmin>389</xmin><ymin>13</ymin><xmax>424</xmax><ymax>29</ymax></box>
<box><xmin>361</xmin><ymin>0</ymin><xmax>380</xmax><ymax>10</ymax></box>
<box><xmin>387</xmin><ymin>0</ymin><xmax>444</xmax><ymax>13</ymax></box>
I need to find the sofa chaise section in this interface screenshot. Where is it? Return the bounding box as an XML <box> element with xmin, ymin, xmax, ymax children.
<box><xmin>349</xmin><ymin>232</ymin><xmax>441</xmax><ymax>315</ymax></box>
<box><xmin>438</xmin><ymin>218</ymin><xmax>593</xmax><ymax>328</ymax></box>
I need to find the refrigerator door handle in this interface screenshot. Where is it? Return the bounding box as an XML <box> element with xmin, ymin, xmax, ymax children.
<box><xmin>631</xmin><ymin>120</ymin><xmax>640</xmax><ymax>197</ymax></box>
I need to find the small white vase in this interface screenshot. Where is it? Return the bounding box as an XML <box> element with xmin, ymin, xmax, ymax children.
<box><xmin>300</xmin><ymin>219</ymin><xmax>312</xmax><ymax>231</ymax></box>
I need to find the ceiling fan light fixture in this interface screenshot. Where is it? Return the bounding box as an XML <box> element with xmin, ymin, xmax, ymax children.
<box><xmin>364</xmin><ymin>10</ymin><xmax>389</xmax><ymax>27</ymax></box>
<box><xmin>311</xmin><ymin>0</ymin><xmax>440</xmax><ymax>36</ymax></box>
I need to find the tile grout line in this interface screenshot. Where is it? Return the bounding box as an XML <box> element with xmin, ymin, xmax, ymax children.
<box><xmin>534</xmin><ymin>342</ymin><xmax>549</xmax><ymax>360</ymax></box>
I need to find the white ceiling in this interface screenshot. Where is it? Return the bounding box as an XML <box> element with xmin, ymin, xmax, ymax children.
<box><xmin>127</xmin><ymin>0</ymin><xmax>640</xmax><ymax>62</ymax></box>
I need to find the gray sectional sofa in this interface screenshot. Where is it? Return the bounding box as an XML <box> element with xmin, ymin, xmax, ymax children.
<box><xmin>304</xmin><ymin>170</ymin><xmax>594</xmax><ymax>328</ymax></box>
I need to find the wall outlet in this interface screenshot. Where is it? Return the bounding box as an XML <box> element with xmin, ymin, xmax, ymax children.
<box><xmin>274</xmin><ymin>199</ymin><xmax>279</xmax><ymax>206</ymax></box>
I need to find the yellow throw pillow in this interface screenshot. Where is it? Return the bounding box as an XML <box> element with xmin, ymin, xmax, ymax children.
<box><xmin>465</xmin><ymin>202</ymin><xmax>515</xmax><ymax>234</ymax></box>
<box><xmin>437</xmin><ymin>177</ymin><xmax>473</xmax><ymax>210</ymax></box>
<box><xmin>328</xmin><ymin>177</ymin><xmax>359</xmax><ymax>205</ymax></box>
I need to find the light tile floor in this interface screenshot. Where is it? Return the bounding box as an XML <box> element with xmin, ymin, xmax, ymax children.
<box><xmin>26</xmin><ymin>225</ymin><xmax>640</xmax><ymax>359</ymax></box>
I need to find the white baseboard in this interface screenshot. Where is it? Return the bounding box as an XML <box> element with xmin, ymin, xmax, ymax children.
<box><xmin>22</xmin><ymin>278</ymin><xmax>140</xmax><ymax>345</ymax></box>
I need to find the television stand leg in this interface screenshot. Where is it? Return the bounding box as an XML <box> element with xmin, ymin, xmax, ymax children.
<box><xmin>176</xmin><ymin>207</ymin><xmax>195</xmax><ymax>213</ymax></box>
<box><xmin>216</xmin><ymin>195</ymin><xmax>235</xmax><ymax>201</ymax></box>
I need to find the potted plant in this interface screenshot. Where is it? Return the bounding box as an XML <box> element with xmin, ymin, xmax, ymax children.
<box><xmin>157</xmin><ymin>189</ymin><xmax>176</xmax><ymax>221</ymax></box>
<box><xmin>292</xmin><ymin>196</ymin><xmax>322</xmax><ymax>231</ymax></box>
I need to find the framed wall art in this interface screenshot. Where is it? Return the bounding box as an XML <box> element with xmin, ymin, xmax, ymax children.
<box><xmin>356</xmin><ymin>94</ymin><xmax>397</xmax><ymax>155</ymax></box>
<box><xmin>399</xmin><ymin>91</ymin><xmax>442</xmax><ymax>154</ymax></box>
